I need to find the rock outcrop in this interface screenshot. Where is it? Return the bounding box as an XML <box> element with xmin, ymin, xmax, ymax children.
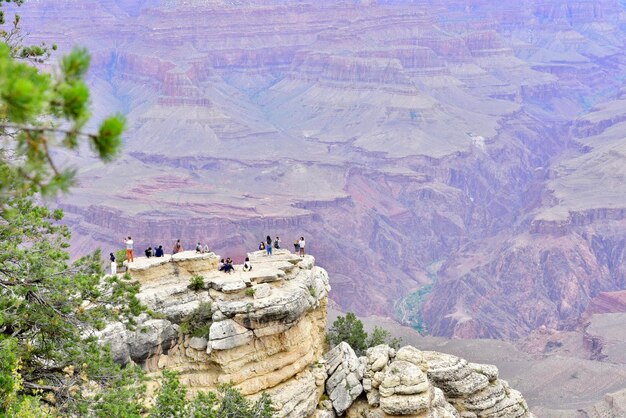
<box><xmin>100</xmin><ymin>249</ymin><xmax>533</xmax><ymax>417</ymax></box>
<box><xmin>102</xmin><ymin>249</ymin><xmax>330</xmax><ymax>418</ymax></box>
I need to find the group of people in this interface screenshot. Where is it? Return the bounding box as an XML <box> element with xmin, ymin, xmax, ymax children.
<box><xmin>114</xmin><ymin>235</ymin><xmax>307</xmax><ymax>276</ymax></box>
<box><xmin>259</xmin><ymin>235</ymin><xmax>281</xmax><ymax>255</ymax></box>
<box><xmin>144</xmin><ymin>246</ymin><xmax>165</xmax><ymax>258</ymax></box>
<box><xmin>257</xmin><ymin>235</ymin><xmax>305</xmax><ymax>257</ymax></box>
<box><xmin>195</xmin><ymin>242</ymin><xmax>210</xmax><ymax>253</ymax></box>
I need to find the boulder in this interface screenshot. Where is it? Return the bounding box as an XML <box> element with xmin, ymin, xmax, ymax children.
<box><xmin>324</xmin><ymin>342</ymin><xmax>364</xmax><ymax>415</ymax></box>
<box><xmin>209</xmin><ymin>319</ymin><xmax>253</xmax><ymax>350</ymax></box>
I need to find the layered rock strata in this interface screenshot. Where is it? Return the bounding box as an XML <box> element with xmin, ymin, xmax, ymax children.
<box><xmin>100</xmin><ymin>250</ymin><xmax>533</xmax><ymax>417</ymax></box>
<box><xmin>322</xmin><ymin>343</ymin><xmax>534</xmax><ymax>418</ymax></box>
<box><xmin>102</xmin><ymin>249</ymin><xmax>330</xmax><ymax>418</ymax></box>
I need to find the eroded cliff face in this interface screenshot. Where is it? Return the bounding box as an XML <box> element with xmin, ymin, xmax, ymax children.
<box><xmin>100</xmin><ymin>250</ymin><xmax>534</xmax><ymax>417</ymax></box>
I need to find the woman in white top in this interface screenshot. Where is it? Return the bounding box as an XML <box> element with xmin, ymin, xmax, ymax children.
<box><xmin>125</xmin><ymin>236</ymin><xmax>134</xmax><ymax>263</ymax></box>
<box><xmin>299</xmin><ymin>237</ymin><xmax>305</xmax><ymax>257</ymax></box>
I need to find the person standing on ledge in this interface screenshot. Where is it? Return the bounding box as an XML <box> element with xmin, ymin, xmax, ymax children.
<box><xmin>274</xmin><ymin>236</ymin><xmax>281</xmax><ymax>249</ymax></box>
<box><xmin>110</xmin><ymin>252</ymin><xmax>117</xmax><ymax>275</ymax></box>
<box><xmin>299</xmin><ymin>236</ymin><xmax>305</xmax><ymax>257</ymax></box>
<box><xmin>124</xmin><ymin>236</ymin><xmax>134</xmax><ymax>263</ymax></box>
<box><xmin>266</xmin><ymin>235</ymin><xmax>273</xmax><ymax>256</ymax></box>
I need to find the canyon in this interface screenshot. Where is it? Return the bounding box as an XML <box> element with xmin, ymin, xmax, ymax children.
<box><xmin>13</xmin><ymin>0</ymin><xmax>626</xmax><ymax>394</ymax></box>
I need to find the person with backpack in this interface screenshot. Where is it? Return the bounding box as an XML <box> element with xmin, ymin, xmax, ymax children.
<box><xmin>110</xmin><ymin>252</ymin><xmax>117</xmax><ymax>275</ymax></box>
<box><xmin>266</xmin><ymin>235</ymin><xmax>273</xmax><ymax>255</ymax></box>
<box><xmin>243</xmin><ymin>257</ymin><xmax>252</xmax><ymax>272</ymax></box>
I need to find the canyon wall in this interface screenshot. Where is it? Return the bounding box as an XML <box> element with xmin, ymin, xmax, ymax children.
<box><xmin>13</xmin><ymin>0</ymin><xmax>626</xmax><ymax>340</ymax></box>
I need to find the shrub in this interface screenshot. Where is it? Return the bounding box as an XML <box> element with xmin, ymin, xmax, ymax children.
<box><xmin>245</xmin><ymin>287</ymin><xmax>256</xmax><ymax>297</ymax></box>
<box><xmin>327</xmin><ymin>313</ymin><xmax>403</xmax><ymax>356</ymax></box>
<box><xmin>188</xmin><ymin>275</ymin><xmax>205</xmax><ymax>291</ymax></box>
<box><xmin>149</xmin><ymin>372</ymin><xmax>274</xmax><ymax>418</ymax></box>
<box><xmin>180</xmin><ymin>302</ymin><xmax>212</xmax><ymax>338</ymax></box>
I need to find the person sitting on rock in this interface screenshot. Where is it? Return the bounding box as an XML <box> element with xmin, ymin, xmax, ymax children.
<box><xmin>218</xmin><ymin>258</ymin><xmax>226</xmax><ymax>272</ymax></box>
<box><xmin>155</xmin><ymin>245</ymin><xmax>164</xmax><ymax>257</ymax></box>
<box><xmin>195</xmin><ymin>242</ymin><xmax>202</xmax><ymax>253</ymax></box>
<box><xmin>173</xmin><ymin>239</ymin><xmax>183</xmax><ymax>254</ymax></box>
<box><xmin>203</xmin><ymin>243</ymin><xmax>209</xmax><ymax>253</ymax></box>
<box><xmin>145</xmin><ymin>247</ymin><xmax>153</xmax><ymax>258</ymax></box>
<box><xmin>274</xmin><ymin>236</ymin><xmax>281</xmax><ymax>249</ymax></box>
<box><xmin>224</xmin><ymin>257</ymin><xmax>234</xmax><ymax>274</ymax></box>
<box><xmin>259</xmin><ymin>241</ymin><xmax>265</xmax><ymax>251</ymax></box>
<box><xmin>243</xmin><ymin>256</ymin><xmax>252</xmax><ymax>272</ymax></box>
<box><xmin>266</xmin><ymin>235</ymin><xmax>273</xmax><ymax>256</ymax></box>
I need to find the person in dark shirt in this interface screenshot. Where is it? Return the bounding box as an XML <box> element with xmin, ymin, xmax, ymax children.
<box><xmin>266</xmin><ymin>235</ymin><xmax>273</xmax><ymax>256</ymax></box>
<box><xmin>155</xmin><ymin>245</ymin><xmax>164</xmax><ymax>257</ymax></box>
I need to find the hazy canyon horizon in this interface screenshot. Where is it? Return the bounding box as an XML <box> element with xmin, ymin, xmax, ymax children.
<box><xmin>17</xmin><ymin>0</ymin><xmax>626</xmax><ymax>414</ymax></box>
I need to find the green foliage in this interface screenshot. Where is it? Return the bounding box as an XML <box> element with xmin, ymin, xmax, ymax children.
<box><xmin>327</xmin><ymin>313</ymin><xmax>368</xmax><ymax>355</ymax></box>
<box><xmin>149</xmin><ymin>370</ymin><xmax>188</xmax><ymax>418</ymax></box>
<box><xmin>0</xmin><ymin>17</ymin><xmax>126</xmax><ymax>196</ymax></box>
<box><xmin>0</xmin><ymin>191</ymin><xmax>145</xmax><ymax>415</ymax></box>
<box><xmin>245</xmin><ymin>287</ymin><xmax>256</xmax><ymax>297</ymax></box>
<box><xmin>180</xmin><ymin>302</ymin><xmax>212</xmax><ymax>338</ymax></box>
<box><xmin>115</xmin><ymin>248</ymin><xmax>127</xmax><ymax>268</ymax></box>
<box><xmin>149</xmin><ymin>372</ymin><xmax>274</xmax><ymax>418</ymax></box>
<box><xmin>188</xmin><ymin>275</ymin><xmax>205</xmax><ymax>292</ymax></box>
<box><xmin>366</xmin><ymin>326</ymin><xmax>402</xmax><ymax>350</ymax></box>
<box><xmin>307</xmin><ymin>284</ymin><xmax>316</xmax><ymax>298</ymax></box>
<box><xmin>327</xmin><ymin>313</ymin><xmax>403</xmax><ymax>356</ymax></box>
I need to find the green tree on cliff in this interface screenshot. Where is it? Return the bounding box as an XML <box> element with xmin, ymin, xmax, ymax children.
<box><xmin>0</xmin><ymin>2</ymin><xmax>125</xmax><ymax>197</ymax></box>
<box><xmin>327</xmin><ymin>312</ymin><xmax>402</xmax><ymax>356</ymax></box>
<box><xmin>0</xmin><ymin>2</ymin><xmax>137</xmax><ymax>415</ymax></box>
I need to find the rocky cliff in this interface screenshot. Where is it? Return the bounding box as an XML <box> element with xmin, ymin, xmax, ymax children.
<box><xmin>100</xmin><ymin>250</ymin><xmax>533</xmax><ymax>417</ymax></box>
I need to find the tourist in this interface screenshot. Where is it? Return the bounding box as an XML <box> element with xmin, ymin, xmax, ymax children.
<box><xmin>259</xmin><ymin>241</ymin><xmax>266</xmax><ymax>251</ymax></box>
<box><xmin>124</xmin><ymin>236</ymin><xmax>134</xmax><ymax>263</ymax></box>
<box><xmin>203</xmin><ymin>243</ymin><xmax>209</xmax><ymax>253</ymax></box>
<box><xmin>293</xmin><ymin>239</ymin><xmax>300</xmax><ymax>254</ymax></box>
<box><xmin>195</xmin><ymin>242</ymin><xmax>202</xmax><ymax>253</ymax></box>
<box><xmin>299</xmin><ymin>236</ymin><xmax>305</xmax><ymax>257</ymax></box>
<box><xmin>218</xmin><ymin>258</ymin><xmax>226</xmax><ymax>272</ymax></box>
<box><xmin>225</xmin><ymin>257</ymin><xmax>234</xmax><ymax>274</ymax></box>
<box><xmin>110</xmin><ymin>252</ymin><xmax>117</xmax><ymax>275</ymax></box>
<box><xmin>274</xmin><ymin>236</ymin><xmax>281</xmax><ymax>249</ymax></box>
<box><xmin>145</xmin><ymin>247</ymin><xmax>153</xmax><ymax>258</ymax></box>
<box><xmin>243</xmin><ymin>256</ymin><xmax>252</xmax><ymax>272</ymax></box>
<box><xmin>155</xmin><ymin>245</ymin><xmax>164</xmax><ymax>257</ymax></box>
<box><xmin>173</xmin><ymin>239</ymin><xmax>183</xmax><ymax>254</ymax></box>
<box><xmin>266</xmin><ymin>235</ymin><xmax>273</xmax><ymax>255</ymax></box>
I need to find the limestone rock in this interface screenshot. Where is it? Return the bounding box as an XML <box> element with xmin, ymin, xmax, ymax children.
<box><xmin>324</xmin><ymin>342</ymin><xmax>364</xmax><ymax>415</ymax></box>
<box><xmin>189</xmin><ymin>336</ymin><xmax>208</xmax><ymax>351</ymax></box>
<box><xmin>253</xmin><ymin>283</ymin><xmax>271</xmax><ymax>299</ymax></box>
<box><xmin>209</xmin><ymin>319</ymin><xmax>253</xmax><ymax>350</ymax></box>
